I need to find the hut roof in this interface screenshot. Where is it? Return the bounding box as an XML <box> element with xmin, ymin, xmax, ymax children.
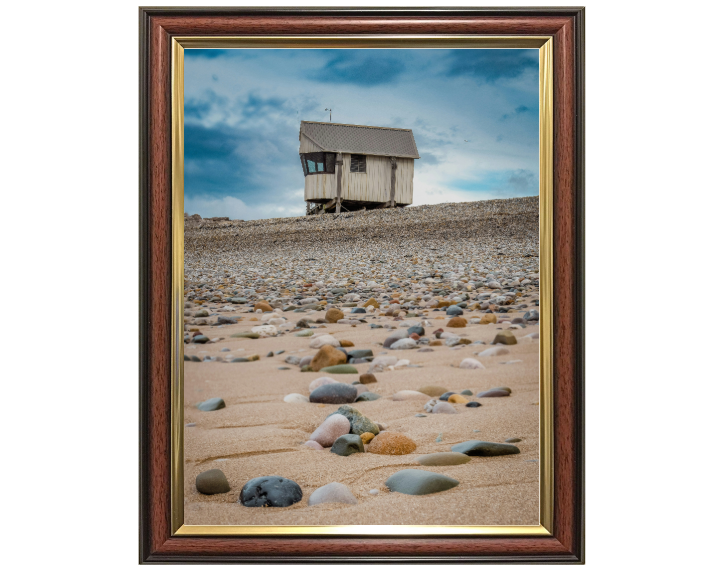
<box><xmin>299</xmin><ymin>121</ymin><xmax>420</xmax><ymax>159</ymax></box>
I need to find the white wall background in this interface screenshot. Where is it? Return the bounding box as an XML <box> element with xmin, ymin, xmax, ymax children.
<box><xmin>1</xmin><ymin>0</ymin><xmax>718</xmax><ymax>574</ymax></box>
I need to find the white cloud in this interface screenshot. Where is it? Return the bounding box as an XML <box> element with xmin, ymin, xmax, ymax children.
<box><xmin>185</xmin><ymin>194</ymin><xmax>306</xmax><ymax>221</ymax></box>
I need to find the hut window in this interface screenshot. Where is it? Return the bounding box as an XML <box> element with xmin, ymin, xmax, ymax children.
<box><xmin>300</xmin><ymin>152</ymin><xmax>335</xmax><ymax>176</ymax></box>
<box><xmin>350</xmin><ymin>154</ymin><xmax>366</xmax><ymax>173</ymax></box>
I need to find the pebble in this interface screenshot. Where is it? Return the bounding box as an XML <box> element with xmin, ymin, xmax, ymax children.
<box><xmin>477</xmin><ymin>388</ymin><xmax>511</xmax><ymax>397</ymax></box>
<box><xmin>492</xmin><ymin>330</ymin><xmax>518</xmax><ymax>345</ymax></box>
<box><xmin>505</xmin><ymin>437</ymin><xmax>522</xmax><ymax>443</ymax></box>
<box><xmin>369</xmin><ymin>489</ymin><xmax>379</xmax><ymax>495</ymax></box>
<box><xmin>435</xmin><ymin>433</ymin><xmax>443</xmax><ymax>442</ymax></box>
<box><xmin>447</xmin><ymin>317</ymin><xmax>467</xmax><ymax>328</ymax></box>
<box><xmin>325</xmin><ymin>308</ymin><xmax>344</xmax><ymax>323</ymax></box>
<box><xmin>330</xmin><ymin>434</ymin><xmax>365</xmax><ymax>456</ymax></box>
<box><xmin>309</xmin><ymin>376</ymin><xmax>339</xmax><ymax>392</ymax></box>
<box><xmin>320</xmin><ymin>365</ymin><xmax>358</xmax><ymax>374</ymax></box>
<box><xmin>308</xmin><ymin>482</ymin><xmax>358</xmax><ymax>506</ymax></box>
<box><xmin>370</xmin><ymin>355</ymin><xmax>398</xmax><ymax>368</ymax></box>
<box><xmin>447</xmin><ymin>394</ymin><xmax>469</xmax><ymax>404</ymax></box>
<box><xmin>310</xmin><ymin>413</ymin><xmax>352</xmax><ymax>447</ymax></box>
<box><xmin>465</xmin><ymin>402</ymin><xmax>481</xmax><ymax>407</ymax></box>
<box><xmin>418</xmin><ymin>385</ymin><xmax>448</xmax><ymax>397</ymax></box>
<box><xmin>476</xmin><ymin>347</ymin><xmax>510</xmax><ymax>357</ymax></box>
<box><xmin>284</xmin><ymin>393</ymin><xmax>309</xmax><ymax>403</ymax></box>
<box><xmin>295</xmin><ymin>329</ymin><xmax>314</xmax><ymax>337</ymax></box>
<box><xmin>348</xmin><ymin>349</ymin><xmax>373</xmax><ymax>359</ymax></box>
<box><xmin>385</xmin><ymin>469</ymin><xmax>459</xmax><ymax>495</ymax></box>
<box><xmin>195</xmin><ymin>469</ymin><xmax>231</xmax><ymax>494</ymax></box>
<box><xmin>359</xmin><ymin>373</ymin><xmax>377</xmax><ymax>384</ymax></box>
<box><xmin>304</xmin><ymin>440</ymin><xmax>324</xmax><ymax>450</ymax></box>
<box><xmin>360</xmin><ymin>432</ymin><xmax>375</xmax><ymax>444</ymax></box>
<box><xmin>367</xmin><ymin>432</ymin><xmax>417</xmax><ymax>455</ymax></box>
<box><xmin>285</xmin><ymin>355</ymin><xmax>301</xmax><ymax>365</ymax></box>
<box><xmin>459</xmin><ymin>358</ymin><xmax>486</xmax><ymax>370</ymax></box>
<box><xmin>432</xmin><ymin>402</ymin><xmax>458</xmax><ymax>414</ymax></box>
<box><xmin>390</xmin><ymin>338</ymin><xmax>418</xmax><ymax>350</ymax></box>
<box><xmin>451</xmin><ymin>441</ymin><xmax>521</xmax><ymax>457</ymax></box>
<box><xmin>230</xmin><ymin>332</ymin><xmax>260</xmax><ymax>339</ymax></box>
<box><xmin>327</xmin><ymin>405</ymin><xmax>379</xmax><ymax>435</ymax></box>
<box><xmin>460</xmin><ymin>389</ymin><xmax>473</xmax><ymax>395</ymax></box>
<box><xmin>251</xmin><ymin>325</ymin><xmax>278</xmax><ymax>337</ymax></box>
<box><xmin>239</xmin><ymin>476</ymin><xmax>303</xmax><ymax>507</ymax></box>
<box><xmin>523</xmin><ymin>310</ymin><xmax>539</xmax><ymax>321</ymax></box>
<box><xmin>196</xmin><ymin>398</ymin><xmax>225</xmax><ymax>411</ymax></box>
<box><xmin>355</xmin><ymin>391</ymin><xmax>381</xmax><ymax>402</ymax></box>
<box><xmin>231</xmin><ymin>354</ymin><xmax>260</xmax><ymax>362</ymax></box>
<box><xmin>310</xmin><ymin>334</ymin><xmax>341</xmax><ymax>349</ymax></box>
<box><xmin>415</xmin><ymin>453</ymin><xmax>471</xmax><ymax>466</ymax></box>
<box><xmin>309</xmin><ymin>383</ymin><xmax>358</xmax><ymax>404</ymax></box>
<box><xmin>310</xmin><ymin>344</ymin><xmax>347</xmax><ymax>371</ymax></box>
<box><xmin>407</xmin><ymin>325</ymin><xmax>425</xmax><ymax>336</ymax></box>
<box><xmin>438</xmin><ymin>392</ymin><xmax>458</xmax><ymax>401</ymax></box>
<box><xmin>446</xmin><ymin>305</ymin><xmax>464</xmax><ymax>316</ymax></box>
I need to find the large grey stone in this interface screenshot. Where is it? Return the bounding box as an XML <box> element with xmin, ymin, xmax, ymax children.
<box><xmin>385</xmin><ymin>469</ymin><xmax>459</xmax><ymax>495</ymax></box>
<box><xmin>330</xmin><ymin>434</ymin><xmax>365</xmax><ymax>456</ymax></box>
<box><xmin>239</xmin><ymin>476</ymin><xmax>303</xmax><ymax>507</ymax></box>
<box><xmin>451</xmin><ymin>441</ymin><xmax>520</xmax><ymax>457</ymax></box>
<box><xmin>309</xmin><ymin>383</ymin><xmax>358</xmax><ymax>404</ymax></box>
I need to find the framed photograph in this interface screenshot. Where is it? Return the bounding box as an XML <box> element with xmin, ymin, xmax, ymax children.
<box><xmin>140</xmin><ymin>6</ymin><xmax>584</xmax><ymax>563</ymax></box>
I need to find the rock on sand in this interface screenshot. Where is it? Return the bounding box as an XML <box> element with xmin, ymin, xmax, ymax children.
<box><xmin>385</xmin><ymin>469</ymin><xmax>459</xmax><ymax>495</ymax></box>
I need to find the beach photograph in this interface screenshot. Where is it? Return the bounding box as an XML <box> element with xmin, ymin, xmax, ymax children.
<box><xmin>181</xmin><ymin>47</ymin><xmax>542</xmax><ymax>526</ymax></box>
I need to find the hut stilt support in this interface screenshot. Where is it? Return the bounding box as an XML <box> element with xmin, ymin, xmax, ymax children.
<box><xmin>389</xmin><ymin>156</ymin><xmax>397</xmax><ymax>208</ymax></box>
<box><xmin>335</xmin><ymin>153</ymin><xmax>343</xmax><ymax>214</ymax></box>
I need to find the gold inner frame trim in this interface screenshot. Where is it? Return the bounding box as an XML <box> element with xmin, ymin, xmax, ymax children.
<box><xmin>170</xmin><ymin>35</ymin><xmax>554</xmax><ymax>537</ymax></box>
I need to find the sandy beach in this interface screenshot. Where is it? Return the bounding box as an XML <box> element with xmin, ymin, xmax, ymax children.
<box><xmin>183</xmin><ymin>197</ymin><xmax>540</xmax><ymax>526</ymax></box>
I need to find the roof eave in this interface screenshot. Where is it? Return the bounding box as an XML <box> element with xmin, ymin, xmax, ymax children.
<box><xmin>317</xmin><ymin>149</ymin><xmax>420</xmax><ymax>160</ymax></box>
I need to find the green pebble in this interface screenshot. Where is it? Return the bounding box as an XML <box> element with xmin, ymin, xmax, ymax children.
<box><xmin>320</xmin><ymin>365</ymin><xmax>359</xmax><ymax>374</ymax></box>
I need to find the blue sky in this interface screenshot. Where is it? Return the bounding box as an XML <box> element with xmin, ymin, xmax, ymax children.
<box><xmin>184</xmin><ymin>49</ymin><xmax>539</xmax><ymax>220</ymax></box>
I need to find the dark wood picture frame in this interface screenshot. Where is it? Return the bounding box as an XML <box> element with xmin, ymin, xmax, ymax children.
<box><xmin>139</xmin><ymin>6</ymin><xmax>584</xmax><ymax>563</ymax></box>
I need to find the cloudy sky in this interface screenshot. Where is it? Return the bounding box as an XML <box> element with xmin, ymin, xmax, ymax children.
<box><xmin>184</xmin><ymin>48</ymin><xmax>539</xmax><ymax>220</ymax></box>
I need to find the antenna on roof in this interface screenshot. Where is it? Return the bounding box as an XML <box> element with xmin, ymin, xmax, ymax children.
<box><xmin>325</xmin><ymin>108</ymin><xmax>332</xmax><ymax>122</ymax></box>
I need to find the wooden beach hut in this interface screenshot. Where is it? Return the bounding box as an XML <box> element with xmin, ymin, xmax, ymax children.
<box><xmin>299</xmin><ymin>121</ymin><xmax>420</xmax><ymax>214</ymax></box>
